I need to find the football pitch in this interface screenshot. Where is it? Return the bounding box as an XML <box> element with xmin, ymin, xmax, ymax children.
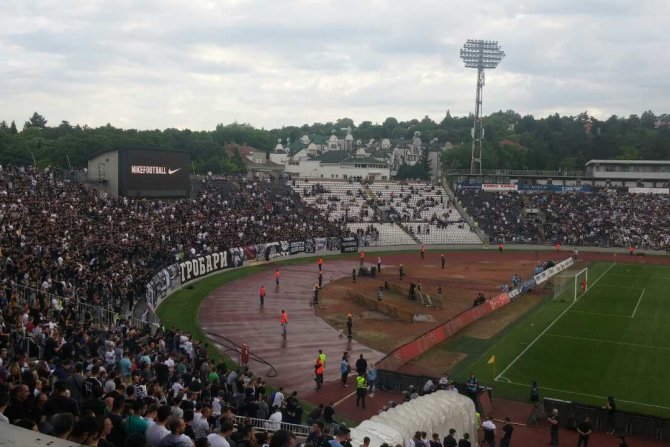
<box><xmin>463</xmin><ymin>261</ymin><xmax>670</xmax><ymax>418</ymax></box>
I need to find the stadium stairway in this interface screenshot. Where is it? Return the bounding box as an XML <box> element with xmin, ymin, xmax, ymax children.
<box><xmin>441</xmin><ymin>181</ymin><xmax>489</xmax><ymax>244</ymax></box>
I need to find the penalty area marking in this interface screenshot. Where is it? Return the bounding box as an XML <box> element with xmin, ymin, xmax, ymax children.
<box><xmin>631</xmin><ymin>288</ymin><xmax>646</xmax><ymax>318</ymax></box>
<box><xmin>546</xmin><ymin>333</ymin><xmax>670</xmax><ymax>352</ymax></box>
<box><xmin>493</xmin><ymin>378</ymin><xmax>670</xmax><ymax>410</ymax></box>
<box><xmin>495</xmin><ymin>263</ymin><xmax>615</xmax><ymax>382</ymax></box>
<box><xmin>569</xmin><ymin>310</ymin><xmax>631</xmax><ymax>318</ymax></box>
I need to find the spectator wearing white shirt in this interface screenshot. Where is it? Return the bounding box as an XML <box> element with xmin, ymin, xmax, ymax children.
<box><xmin>172</xmin><ymin>378</ymin><xmax>185</xmax><ymax>398</ymax></box>
<box><xmin>482</xmin><ymin>417</ymin><xmax>496</xmax><ymax>446</ymax></box>
<box><xmin>208</xmin><ymin>420</ymin><xmax>234</xmax><ymax>447</ymax></box>
<box><xmin>146</xmin><ymin>406</ymin><xmax>171</xmax><ymax>447</ymax></box>
<box><xmin>266</xmin><ymin>406</ymin><xmax>282</xmax><ymax>431</ymax></box>
<box><xmin>272</xmin><ymin>387</ymin><xmax>284</xmax><ymax>409</ymax></box>
<box><xmin>192</xmin><ymin>405</ymin><xmax>211</xmax><ymax>440</ymax></box>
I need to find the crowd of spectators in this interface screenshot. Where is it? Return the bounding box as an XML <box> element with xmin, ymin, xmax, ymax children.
<box><xmin>528</xmin><ymin>191</ymin><xmax>670</xmax><ymax>249</ymax></box>
<box><xmin>0</xmin><ymin>165</ymin><xmax>349</xmax><ymax>445</ymax></box>
<box><xmin>456</xmin><ymin>189</ymin><xmax>670</xmax><ymax>249</ymax></box>
<box><xmin>455</xmin><ymin>190</ymin><xmax>538</xmax><ymax>244</ymax></box>
<box><xmin>0</xmin><ymin>167</ymin><xmax>343</xmax><ymax>315</ymax></box>
<box><xmin>0</xmin><ymin>288</ymin><xmax>308</xmax><ymax>447</ymax></box>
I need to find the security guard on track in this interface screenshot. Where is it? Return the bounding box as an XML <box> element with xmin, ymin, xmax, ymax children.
<box><xmin>356</xmin><ymin>372</ymin><xmax>368</xmax><ymax>409</ymax></box>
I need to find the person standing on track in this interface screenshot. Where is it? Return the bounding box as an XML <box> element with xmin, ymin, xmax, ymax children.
<box><xmin>441</xmin><ymin>254</ymin><xmax>445</xmax><ymax>269</ymax></box>
<box><xmin>498</xmin><ymin>242</ymin><xmax>504</xmax><ymax>254</ymax></box>
<box><xmin>359</xmin><ymin>250</ymin><xmax>365</xmax><ymax>266</ymax></box>
<box><xmin>274</xmin><ymin>268</ymin><xmax>281</xmax><ymax>286</ymax></box>
<box><xmin>420</xmin><ymin>245</ymin><xmax>425</xmax><ymax>260</ymax></box>
<box><xmin>346</xmin><ymin>314</ymin><xmax>353</xmax><ymax>339</ymax></box>
<box><xmin>280</xmin><ymin>310</ymin><xmax>288</xmax><ymax>337</ymax></box>
<box><xmin>340</xmin><ymin>355</ymin><xmax>351</xmax><ymax>387</ymax></box>
<box><xmin>548</xmin><ymin>408</ymin><xmax>559</xmax><ymax>447</ymax></box>
<box><xmin>318</xmin><ymin>349</ymin><xmax>326</xmax><ymax>368</ymax></box>
<box><xmin>352</xmin><ymin>266</ymin><xmax>357</xmax><ymax>283</ymax></box>
<box><xmin>377</xmin><ymin>256</ymin><xmax>382</xmax><ymax>273</ymax></box>
<box><xmin>500</xmin><ymin>417</ymin><xmax>513</xmax><ymax>447</ymax></box>
<box><xmin>314</xmin><ymin>356</ymin><xmax>324</xmax><ymax>391</ymax></box>
<box><xmin>318</xmin><ymin>257</ymin><xmax>324</xmax><ymax>270</ymax></box>
<box><xmin>367</xmin><ymin>363</ymin><xmax>377</xmax><ymax>397</ymax></box>
<box><xmin>604</xmin><ymin>396</ymin><xmax>616</xmax><ymax>435</ymax></box>
<box><xmin>355</xmin><ymin>372</ymin><xmax>367</xmax><ymax>408</ymax></box>
<box><xmin>259</xmin><ymin>285</ymin><xmax>266</xmax><ymax>307</ymax></box>
<box><xmin>576</xmin><ymin>416</ymin><xmax>592</xmax><ymax>447</ymax></box>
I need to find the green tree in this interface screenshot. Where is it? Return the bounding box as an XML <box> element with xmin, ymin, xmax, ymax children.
<box><xmin>418</xmin><ymin>148</ymin><xmax>431</xmax><ymax>180</ymax></box>
<box><xmin>24</xmin><ymin>112</ymin><xmax>48</xmax><ymax>129</ymax></box>
<box><xmin>9</xmin><ymin>121</ymin><xmax>18</xmax><ymax>134</ymax></box>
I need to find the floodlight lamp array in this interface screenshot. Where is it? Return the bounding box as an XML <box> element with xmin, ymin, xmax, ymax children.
<box><xmin>460</xmin><ymin>39</ymin><xmax>505</xmax><ymax>69</ymax></box>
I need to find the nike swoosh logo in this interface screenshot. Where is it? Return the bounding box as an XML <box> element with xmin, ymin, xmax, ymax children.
<box><xmin>168</xmin><ymin>168</ymin><xmax>181</xmax><ymax>174</ymax></box>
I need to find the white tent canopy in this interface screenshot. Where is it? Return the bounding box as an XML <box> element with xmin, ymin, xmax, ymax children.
<box><xmin>351</xmin><ymin>391</ymin><xmax>476</xmax><ymax>447</ymax></box>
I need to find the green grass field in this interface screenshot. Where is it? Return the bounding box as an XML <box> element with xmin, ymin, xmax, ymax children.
<box><xmin>454</xmin><ymin>261</ymin><xmax>670</xmax><ymax>418</ymax></box>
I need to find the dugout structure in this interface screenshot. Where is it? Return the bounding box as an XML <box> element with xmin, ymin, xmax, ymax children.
<box><xmin>350</xmin><ymin>390</ymin><xmax>476</xmax><ymax>447</ymax></box>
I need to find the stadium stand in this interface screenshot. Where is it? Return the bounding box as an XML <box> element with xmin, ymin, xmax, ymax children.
<box><xmin>291</xmin><ymin>180</ymin><xmax>482</xmax><ymax>245</ymax></box>
<box><xmin>346</xmin><ymin>223</ymin><xmax>417</xmax><ymax>246</ymax></box>
<box><xmin>455</xmin><ymin>188</ymin><xmax>670</xmax><ymax>249</ymax></box>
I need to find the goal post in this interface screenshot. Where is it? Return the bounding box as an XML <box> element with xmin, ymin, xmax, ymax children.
<box><xmin>573</xmin><ymin>267</ymin><xmax>588</xmax><ymax>301</ymax></box>
<box><xmin>547</xmin><ymin>266</ymin><xmax>588</xmax><ymax>301</ymax></box>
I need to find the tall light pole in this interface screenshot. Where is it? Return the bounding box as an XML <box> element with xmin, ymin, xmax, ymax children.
<box><xmin>460</xmin><ymin>40</ymin><xmax>505</xmax><ymax>174</ymax></box>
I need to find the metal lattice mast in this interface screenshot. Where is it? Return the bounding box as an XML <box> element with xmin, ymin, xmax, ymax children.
<box><xmin>460</xmin><ymin>40</ymin><xmax>505</xmax><ymax>175</ymax></box>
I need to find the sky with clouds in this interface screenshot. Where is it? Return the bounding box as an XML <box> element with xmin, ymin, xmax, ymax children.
<box><xmin>1</xmin><ymin>0</ymin><xmax>669</xmax><ymax>130</ymax></box>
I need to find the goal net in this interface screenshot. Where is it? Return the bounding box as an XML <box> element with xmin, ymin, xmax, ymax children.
<box><xmin>547</xmin><ymin>267</ymin><xmax>588</xmax><ymax>301</ymax></box>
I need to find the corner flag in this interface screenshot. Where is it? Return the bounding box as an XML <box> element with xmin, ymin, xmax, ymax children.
<box><xmin>487</xmin><ymin>355</ymin><xmax>496</xmax><ymax>365</ymax></box>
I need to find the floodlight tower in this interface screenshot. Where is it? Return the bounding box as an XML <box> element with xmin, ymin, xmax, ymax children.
<box><xmin>460</xmin><ymin>40</ymin><xmax>505</xmax><ymax>174</ymax></box>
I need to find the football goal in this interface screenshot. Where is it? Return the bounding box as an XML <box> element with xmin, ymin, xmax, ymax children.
<box><xmin>547</xmin><ymin>267</ymin><xmax>588</xmax><ymax>301</ymax></box>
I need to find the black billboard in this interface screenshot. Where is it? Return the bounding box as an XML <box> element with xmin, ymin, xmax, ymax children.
<box><xmin>119</xmin><ymin>148</ymin><xmax>190</xmax><ymax>198</ymax></box>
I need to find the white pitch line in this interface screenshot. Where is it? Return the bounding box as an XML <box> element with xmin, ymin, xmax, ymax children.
<box><xmin>608</xmin><ymin>273</ymin><xmax>670</xmax><ymax>280</ymax></box>
<box><xmin>546</xmin><ymin>333</ymin><xmax>670</xmax><ymax>351</ymax></box>
<box><xmin>495</xmin><ymin>263</ymin><xmax>616</xmax><ymax>381</ymax></box>
<box><xmin>597</xmin><ymin>284</ymin><xmax>645</xmax><ymax>290</ymax></box>
<box><xmin>494</xmin><ymin>378</ymin><xmax>670</xmax><ymax>410</ymax></box>
<box><xmin>569</xmin><ymin>310</ymin><xmax>631</xmax><ymax>318</ymax></box>
<box><xmin>631</xmin><ymin>288</ymin><xmax>646</xmax><ymax>318</ymax></box>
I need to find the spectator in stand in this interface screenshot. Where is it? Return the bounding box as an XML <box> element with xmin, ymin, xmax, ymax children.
<box><xmin>456</xmin><ymin>188</ymin><xmax>670</xmax><ymax>249</ymax></box>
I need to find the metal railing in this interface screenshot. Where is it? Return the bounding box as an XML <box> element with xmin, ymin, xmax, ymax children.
<box><xmin>233</xmin><ymin>415</ymin><xmax>312</xmax><ymax>436</ymax></box>
<box><xmin>13</xmin><ymin>284</ymin><xmax>159</xmax><ymax>332</ymax></box>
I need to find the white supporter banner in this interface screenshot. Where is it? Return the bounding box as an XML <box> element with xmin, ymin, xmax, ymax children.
<box><xmin>533</xmin><ymin>257</ymin><xmax>575</xmax><ymax>285</ymax></box>
<box><xmin>628</xmin><ymin>187</ymin><xmax>669</xmax><ymax>194</ymax></box>
<box><xmin>482</xmin><ymin>183</ymin><xmax>518</xmax><ymax>191</ymax></box>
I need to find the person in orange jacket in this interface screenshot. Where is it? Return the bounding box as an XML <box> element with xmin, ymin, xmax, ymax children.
<box><xmin>314</xmin><ymin>357</ymin><xmax>325</xmax><ymax>390</ymax></box>
<box><xmin>318</xmin><ymin>257</ymin><xmax>324</xmax><ymax>270</ymax></box>
<box><xmin>274</xmin><ymin>268</ymin><xmax>281</xmax><ymax>286</ymax></box>
<box><xmin>280</xmin><ymin>309</ymin><xmax>288</xmax><ymax>337</ymax></box>
<box><xmin>259</xmin><ymin>285</ymin><xmax>266</xmax><ymax>307</ymax></box>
